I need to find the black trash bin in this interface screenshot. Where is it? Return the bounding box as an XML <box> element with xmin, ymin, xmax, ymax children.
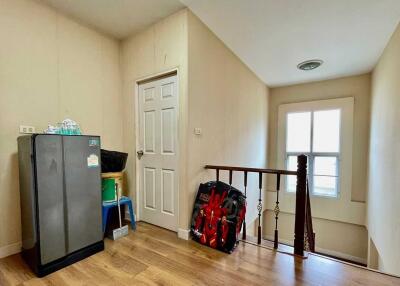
<box><xmin>101</xmin><ymin>149</ymin><xmax>128</xmax><ymax>173</ymax></box>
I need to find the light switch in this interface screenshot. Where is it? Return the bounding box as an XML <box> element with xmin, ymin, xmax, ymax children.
<box><xmin>194</xmin><ymin>128</ymin><xmax>202</xmax><ymax>135</ymax></box>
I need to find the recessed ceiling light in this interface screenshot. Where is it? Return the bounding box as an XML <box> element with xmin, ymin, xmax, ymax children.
<box><xmin>297</xmin><ymin>60</ymin><xmax>323</xmax><ymax>71</ymax></box>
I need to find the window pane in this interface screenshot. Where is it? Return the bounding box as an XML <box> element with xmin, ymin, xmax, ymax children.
<box><xmin>313</xmin><ymin>109</ymin><xmax>340</xmax><ymax>152</ymax></box>
<box><xmin>313</xmin><ymin>176</ymin><xmax>337</xmax><ymax>197</ymax></box>
<box><xmin>314</xmin><ymin>156</ymin><xmax>337</xmax><ymax>176</ymax></box>
<box><xmin>287</xmin><ymin>155</ymin><xmax>297</xmax><ymax>171</ymax></box>
<box><xmin>287</xmin><ymin>176</ymin><xmax>296</xmax><ymax>193</ymax></box>
<box><xmin>287</xmin><ymin>112</ymin><xmax>311</xmax><ymax>152</ymax></box>
<box><xmin>286</xmin><ymin>156</ymin><xmax>297</xmax><ymax>192</ymax></box>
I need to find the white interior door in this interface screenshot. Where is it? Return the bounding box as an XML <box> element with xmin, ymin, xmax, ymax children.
<box><xmin>138</xmin><ymin>74</ymin><xmax>179</xmax><ymax>231</ymax></box>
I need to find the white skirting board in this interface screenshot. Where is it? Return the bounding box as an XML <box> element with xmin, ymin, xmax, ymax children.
<box><xmin>263</xmin><ymin>235</ymin><xmax>367</xmax><ymax>265</ymax></box>
<box><xmin>0</xmin><ymin>241</ymin><xmax>21</xmax><ymax>259</ymax></box>
<box><xmin>178</xmin><ymin>228</ymin><xmax>190</xmax><ymax>240</ymax></box>
<box><xmin>125</xmin><ymin>213</ymin><xmax>190</xmax><ymax>241</ymax></box>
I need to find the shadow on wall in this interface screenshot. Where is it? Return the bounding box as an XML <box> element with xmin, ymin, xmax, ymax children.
<box><xmin>1</xmin><ymin>152</ymin><xmax>21</xmax><ymax>247</ymax></box>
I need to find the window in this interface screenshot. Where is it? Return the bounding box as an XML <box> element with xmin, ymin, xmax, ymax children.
<box><xmin>285</xmin><ymin>109</ymin><xmax>341</xmax><ymax>197</ymax></box>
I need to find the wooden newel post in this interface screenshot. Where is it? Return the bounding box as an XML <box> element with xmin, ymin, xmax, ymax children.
<box><xmin>294</xmin><ymin>154</ymin><xmax>307</xmax><ymax>256</ymax></box>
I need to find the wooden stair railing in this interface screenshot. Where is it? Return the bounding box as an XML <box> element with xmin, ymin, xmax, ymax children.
<box><xmin>205</xmin><ymin>154</ymin><xmax>315</xmax><ymax>257</ymax></box>
<box><xmin>305</xmin><ymin>178</ymin><xmax>315</xmax><ymax>252</ymax></box>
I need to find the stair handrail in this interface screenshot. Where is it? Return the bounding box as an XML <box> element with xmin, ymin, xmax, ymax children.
<box><xmin>205</xmin><ymin>154</ymin><xmax>312</xmax><ymax>257</ymax></box>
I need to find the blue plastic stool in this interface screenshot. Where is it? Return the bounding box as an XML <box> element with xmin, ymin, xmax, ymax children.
<box><xmin>102</xmin><ymin>196</ymin><xmax>136</xmax><ymax>233</ymax></box>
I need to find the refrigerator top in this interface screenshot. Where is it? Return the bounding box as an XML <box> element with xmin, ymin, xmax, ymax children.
<box><xmin>18</xmin><ymin>134</ymin><xmax>100</xmax><ymax>139</ymax></box>
<box><xmin>34</xmin><ymin>134</ymin><xmax>100</xmax><ymax>138</ymax></box>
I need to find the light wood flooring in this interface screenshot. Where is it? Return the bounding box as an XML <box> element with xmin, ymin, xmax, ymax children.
<box><xmin>0</xmin><ymin>222</ymin><xmax>399</xmax><ymax>285</ymax></box>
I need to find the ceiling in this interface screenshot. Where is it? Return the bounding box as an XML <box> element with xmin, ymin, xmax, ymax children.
<box><xmin>38</xmin><ymin>0</ymin><xmax>400</xmax><ymax>87</ymax></box>
<box><xmin>39</xmin><ymin>0</ymin><xmax>184</xmax><ymax>39</ymax></box>
<box><xmin>182</xmin><ymin>0</ymin><xmax>400</xmax><ymax>87</ymax></box>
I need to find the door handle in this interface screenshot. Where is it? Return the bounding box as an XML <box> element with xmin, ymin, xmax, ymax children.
<box><xmin>137</xmin><ymin>150</ymin><xmax>144</xmax><ymax>159</ymax></box>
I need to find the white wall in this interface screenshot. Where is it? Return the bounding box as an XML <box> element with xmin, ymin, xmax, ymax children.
<box><xmin>0</xmin><ymin>0</ymin><xmax>123</xmax><ymax>256</ymax></box>
<box><xmin>368</xmin><ymin>22</ymin><xmax>400</xmax><ymax>275</ymax></box>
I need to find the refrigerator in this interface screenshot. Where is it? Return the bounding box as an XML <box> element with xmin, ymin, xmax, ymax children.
<box><xmin>18</xmin><ymin>134</ymin><xmax>104</xmax><ymax>277</ymax></box>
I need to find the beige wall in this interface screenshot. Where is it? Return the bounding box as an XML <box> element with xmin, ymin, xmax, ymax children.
<box><xmin>263</xmin><ymin>211</ymin><xmax>368</xmax><ymax>263</ymax></box>
<box><xmin>0</xmin><ymin>3</ymin><xmax>268</xmax><ymax>254</ymax></box>
<box><xmin>368</xmin><ymin>22</ymin><xmax>400</xmax><ymax>275</ymax></box>
<box><xmin>1</xmin><ymin>0</ymin><xmax>379</xmax><ymax>267</ymax></box>
<box><xmin>0</xmin><ymin>0</ymin><xmax>123</xmax><ymax>254</ymax></box>
<box><xmin>121</xmin><ymin>10</ymin><xmax>269</xmax><ymax>231</ymax></box>
<box><xmin>266</xmin><ymin>74</ymin><xmax>371</xmax><ymax>263</ymax></box>
<box><xmin>121</xmin><ymin>9</ymin><xmax>189</xmax><ymax>230</ymax></box>
<box><xmin>269</xmin><ymin>74</ymin><xmax>371</xmax><ymax>202</ymax></box>
<box><xmin>187</xmin><ymin>12</ymin><xmax>269</xmax><ymax>225</ymax></box>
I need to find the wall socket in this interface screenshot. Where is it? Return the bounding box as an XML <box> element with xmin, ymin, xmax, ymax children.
<box><xmin>19</xmin><ymin>125</ymin><xmax>36</xmax><ymax>134</ymax></box>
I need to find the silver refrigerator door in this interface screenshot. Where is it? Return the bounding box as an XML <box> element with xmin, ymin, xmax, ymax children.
<box><xmin>35</xmin><ymin>135</ymin><xmax>67</xmax><ymax>264</ymax></box>
<box><xmin>63</xmin><ymin>136</ymin><xmax>102</xmax><ymax>254</ymax></box>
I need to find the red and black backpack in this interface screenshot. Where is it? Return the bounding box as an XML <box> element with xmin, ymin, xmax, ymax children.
<box><xmin>191</xmin><ymin>181</ymin><xmax>246</xmax><ymax>253</ymax></box>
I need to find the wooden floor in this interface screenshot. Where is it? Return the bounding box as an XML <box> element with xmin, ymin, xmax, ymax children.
<box><xmin>1</xmin><ymin>222</ymin><xmax>399</xmax><ymax>286</ymax></box>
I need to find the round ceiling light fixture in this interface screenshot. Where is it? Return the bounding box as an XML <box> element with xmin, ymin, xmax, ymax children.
<box><xmin>297</xmin><ymin>59</ymin><xmax>323</xmax><ymax>71</ymax></box>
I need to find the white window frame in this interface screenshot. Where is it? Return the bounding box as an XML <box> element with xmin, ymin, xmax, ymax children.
<box><xmin>276</xmin><ymin>97</ymin><xmax>354</xmax><ymax>199</ymax></box>
<box><xmin>285</xmin><ymin>109</ymin><xmax>341</xmax><ymax>197</ymax></box>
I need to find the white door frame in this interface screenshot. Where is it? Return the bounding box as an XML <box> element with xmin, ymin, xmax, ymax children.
<box><xmin>134</xmin><ymin>68</ymin><xmax>180</xmax><ymax>230</ymax></box>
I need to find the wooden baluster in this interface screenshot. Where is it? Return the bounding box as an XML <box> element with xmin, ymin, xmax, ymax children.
<box><xmin>274</xmin><ymin>174</ymin><xmax>281</xmax><ymax>249</ymax></box>
<box><xmin>294</xmin><ymin>155</ymin><xmax>307</xmax><ymax>257</ymax></box>
<box><xmin>257</xmin><ymin>172</ymin><xmax>263</xmax><ymax>244</ymax></box>
<box><xmin>229</xmin><ymin>170</ymin><xmax>233</xmax><ymax>186</ymax></box>
<box><xmin>242</xmin><ymin>171</ymin><xmax>248</xmax><ymax>240</ymax></box>
<box><xmin>305</xmin><ymin>178</ymin><xmax>315</xmax><ymax>252</ymax></box>
<box><xmin>216</xmin><ymin>169</ymin><xmax>220</xmax><ymax>182</ymax></box>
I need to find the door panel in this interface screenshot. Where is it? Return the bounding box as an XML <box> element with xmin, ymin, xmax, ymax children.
<box><xmin>161</xmin><ymin>108</ymin><xmax>175</xmax><ymax>154</ymax></box>
<box><xmin>144</xmin><ymin>87</ymin><xmax>155</xmax><ymax>102</ymax></box>
<box><xmin>138</xmin><ymin>74</ymin><xmax>179</xmax><ymax>231</ymax></box>
<box><xmin>161</xmin><ymin>169</ymin><xmax>174</xmax><ymax>215</ymax></box>
<box><xmin>144</xmin><ymin>110</ymin><xmax>156</xmax><ymax>153</ymax></box>
<box><xmin>63</xmin><ymin>136</ymin><xmax>102</xmax><ymax>254</ymax></box>
<box><xmin>144</xmin><ymin>167</ymin><xmax>156</xmax><ymax>210</ymax></box>
<box><xmin>35</xmin><ymin>135</ymin><xmax>66</xmax><ymax>264</ymax></box>
<box><xmin>161</xmin><ymin>81</ymin><xmax>174</xmax><ymax>98</ymax></box>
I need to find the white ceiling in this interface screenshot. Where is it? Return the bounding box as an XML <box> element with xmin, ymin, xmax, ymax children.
<box><xmin>38</xmin><ymin>0</ymin><xmax>400</xmax><ymax>87</ymax></box>
<box><xmin>182</xmin><ymin>0</ymin><xmax>400</xmax><ymax>87</ymax></box>
<box><xmin>39</xmin><ymin>0</ymin><xmax>184</xmax><ymax>39</ymax></box>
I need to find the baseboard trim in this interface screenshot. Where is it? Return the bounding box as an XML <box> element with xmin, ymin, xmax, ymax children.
<box><xmin>0</xmin><ymin>241</ymin><xmax>22</xmax><ymax>258</ymax></box>
<box><xmin>314</xmin><ymin>246</ymin><xmax>367</xmax><ymax>265</ymax></box>
<box><xmin>178</xmin><ymin>228</ymin><xmax>190</xmax><ymax>240</ymax></box>
<box><xmin>263</xmin><ymin>235</ymin><xmax>367</xmax><ymax>265</ymax></box>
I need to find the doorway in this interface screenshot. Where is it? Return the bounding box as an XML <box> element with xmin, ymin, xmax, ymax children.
<box><xmin>137</xmin><ymin>73</ymin><xmax>179</xmax><ymax>231</ymax></box>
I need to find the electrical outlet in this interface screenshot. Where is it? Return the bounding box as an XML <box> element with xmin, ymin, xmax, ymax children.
<box><xmin>19</xmin><ymin>125</ymin><xmax>36</xmax><ymax>134</ymax></box>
